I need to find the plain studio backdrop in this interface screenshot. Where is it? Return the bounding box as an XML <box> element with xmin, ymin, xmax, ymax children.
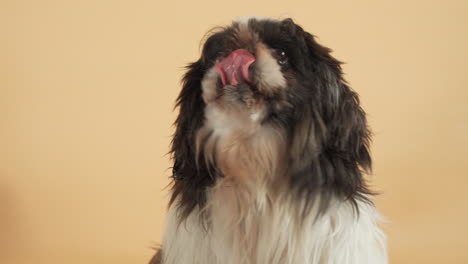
<box><xmin>1</xmin><ymin>0</ymin><xmax>467</xmax><ymax>263</ymax></box>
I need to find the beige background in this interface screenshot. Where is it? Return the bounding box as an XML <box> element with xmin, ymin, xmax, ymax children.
<box><xmin>1</xmin><ymin>0</ymin><xmax>467</xmax><ymax>263</ymax></box>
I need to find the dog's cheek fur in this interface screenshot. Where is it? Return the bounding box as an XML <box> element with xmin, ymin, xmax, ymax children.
<box><xmin>285</xmin><ymin>24</ymin><xmax>373</xmax><ymax>212</ymax></box>
<box><xmin>288</xmin><ymin>86</ymin><xmax>373</xmax><ymax>213</ymax></box>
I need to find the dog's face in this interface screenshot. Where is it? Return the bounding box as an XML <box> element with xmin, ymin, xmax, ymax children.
<box><xmin>171</xmin><ymin>17</ymin><xmax>372</xmax><ymax>218</ymax></box>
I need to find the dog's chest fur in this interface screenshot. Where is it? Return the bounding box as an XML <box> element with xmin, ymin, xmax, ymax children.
<box><xmin>162</xmin><ymin>184</ymin><xmax>386</xmax><ymax>264</ymax></box>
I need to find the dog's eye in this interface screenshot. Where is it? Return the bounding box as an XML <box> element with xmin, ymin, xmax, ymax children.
<box><xmin>277</xmin><ymin>50</ymin><xmax>288</xmax><ymax>66</ymax></box>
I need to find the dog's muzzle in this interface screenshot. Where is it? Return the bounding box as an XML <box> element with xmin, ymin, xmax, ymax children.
<box><xmin>214</xmin><ymin>49</ymin><xmax>256</xmax><ymax>86</ymax></box>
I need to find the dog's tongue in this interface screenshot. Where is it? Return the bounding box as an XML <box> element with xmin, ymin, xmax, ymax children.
<box><xmin>215</xmin><ymin>49</ymin><xmax>255</xmax><ymax>86</ymax></box>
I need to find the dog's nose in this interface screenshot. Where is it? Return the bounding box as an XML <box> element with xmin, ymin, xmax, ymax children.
<box><xmin>215</xmin><ymin>49</ymin><xmax>256</xmax><ymax>86</ymax></box>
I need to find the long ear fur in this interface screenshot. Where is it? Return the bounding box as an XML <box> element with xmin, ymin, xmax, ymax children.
<box><xmin>169</xmin><ymin>60</ymin><xmax>215</xmax><ymax>220</ymax></box>
<box><xmin>285</xmin><ymin>19</ymin><xmax>373</xmax><ymax>212</ymax></box>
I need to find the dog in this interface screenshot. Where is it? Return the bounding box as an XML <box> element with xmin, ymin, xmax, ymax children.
<box><xmin>151</xmin><ymin>17</ymin><xmax>387</xmax><ymax>264</ymax></box>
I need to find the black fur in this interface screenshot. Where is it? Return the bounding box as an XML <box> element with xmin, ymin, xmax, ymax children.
<box><xmin>168</xmin><ymin>60</ymin><xmax>216</xmax><ymax>220</ymax></box>
<box><xmin>168</xmin><ymin>18</ymin><xmax>373</xmax><ymax>221</ymax></box>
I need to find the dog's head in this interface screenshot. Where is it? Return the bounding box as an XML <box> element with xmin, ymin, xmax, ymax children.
<box><xmin>170</xmin><ymin>17</ymin><xmax>372</xmax><ymax>218</ymax></box>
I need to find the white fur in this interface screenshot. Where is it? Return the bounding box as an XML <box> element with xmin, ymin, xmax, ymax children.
<box><xmin>255</xmin><ymin>43</ymin><xmax>287</xmax><ymax>92</ymax></box>
<box><xmin>235</xmin><ymin>16</ymin><xmax>272</xmax><ymax>25</ymax></box>
<box><xmin>161</xmin><ymin>187</ymin><xmax>387</xmax><ymax>264</ymax></box>
<box><xmin>201</xmin><ymin>68</ymin><xmax>221</xmax><ymax>103</ymax></box>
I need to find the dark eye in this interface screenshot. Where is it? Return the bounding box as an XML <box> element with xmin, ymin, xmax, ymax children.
<box><xmin>277</xmin><ymin>50</ymin><xmax>288</xmax><ymax>66</ymax></box>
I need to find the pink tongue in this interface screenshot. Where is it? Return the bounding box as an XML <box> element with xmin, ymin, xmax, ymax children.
<box><xmin>214</xmin><ymin>49</ymin><xmax>256</xmax><ymax>86</ymax></box>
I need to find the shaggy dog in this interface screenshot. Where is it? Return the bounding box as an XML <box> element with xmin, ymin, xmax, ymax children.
<box><xmin>151</xmin><ymin>17</ymin><xmax>387</xmax><ymax>264</ymax></box>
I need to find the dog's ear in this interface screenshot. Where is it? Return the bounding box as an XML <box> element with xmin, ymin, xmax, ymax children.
<box><xmin>285</xmin><ymin>19</ymin><xmax>373</xmax><ymax>211</ymax></box>
<box><xmin>169</xmin><ymin>60</ymin><xmax>215</xmax><ymax>220</ymax></box>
